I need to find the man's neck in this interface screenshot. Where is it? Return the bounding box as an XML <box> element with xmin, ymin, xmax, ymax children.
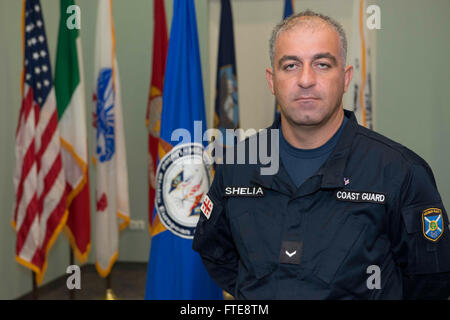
<box><xmin>281</xmin><ymin>109</ymin><xmax>345</xmax><ymax>150</ymax></box>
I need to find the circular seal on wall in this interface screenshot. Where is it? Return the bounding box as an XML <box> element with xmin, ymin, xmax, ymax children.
<box><xmin>155</xmin><ymin>143</ymin><xmax>211</xmax><ymax>239</ymax></box>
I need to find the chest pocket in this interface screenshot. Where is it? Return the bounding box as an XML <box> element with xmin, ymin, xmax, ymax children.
<box><xmin>229</xmin><ymin>210</ymin><xmax>279</xmax><ymax>280</ymax></box>
<box><xmin>311</xmin><ymin>214</ymin><xmax>368</xmax><ymax>284</ymax></box>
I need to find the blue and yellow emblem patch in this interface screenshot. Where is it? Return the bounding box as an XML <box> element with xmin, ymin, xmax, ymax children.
<box><xmin>422</xmin><ymin>208</ymin><xmax>444</xmax><ymax>242</ymax></box>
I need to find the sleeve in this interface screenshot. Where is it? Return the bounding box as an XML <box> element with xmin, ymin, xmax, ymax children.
<box><xmin>389</xmin><ymin>161</ymin><xmax>450</xmax><ymax>299</ymax></box>
<box><xmin>192</xmin><ymin>164</ymin><xmax>239</xmax><ymax>295</ymax></box>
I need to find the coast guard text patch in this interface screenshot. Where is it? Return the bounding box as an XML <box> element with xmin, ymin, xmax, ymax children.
<box><xmin>335</xmin><ymin>190</ymin><xmax>386</xmax><ymax>204</ymax></box>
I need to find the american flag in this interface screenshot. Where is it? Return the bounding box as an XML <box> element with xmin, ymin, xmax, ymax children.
<box><xmin>13</xmin><ymin>0</ymin><xmax>67</xmax><ymax>284</ymax></box>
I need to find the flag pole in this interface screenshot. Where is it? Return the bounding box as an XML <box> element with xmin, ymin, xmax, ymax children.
<box><xmin>105</xmin><ymin>271</ymin><xmax>118</xmax><ymax>300</ymax></box>
<box><xmin>31</xmin><ymin>271</ymin><xmax>38</xmax><ymax>300</ymax></box>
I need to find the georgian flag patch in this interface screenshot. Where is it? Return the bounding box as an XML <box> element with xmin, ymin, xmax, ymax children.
<box><xmin>200</xmin><ymin>195</ymin><xmax>213</xmax><ymax>220</ymax></box>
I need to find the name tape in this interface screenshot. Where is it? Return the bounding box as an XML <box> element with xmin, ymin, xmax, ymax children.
<box><xmin>224</xmin><ymin>186</ymin><xmax>265</xmax><ymax>197</ymax></box>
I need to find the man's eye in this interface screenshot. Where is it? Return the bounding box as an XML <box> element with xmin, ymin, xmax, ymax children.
<box><xmin>316</xmin><ymin>63</ymin><xmax>331</xmax><ymax>69</ymax></box>
<box><xmin>283</xmin><ymin>64</ymin><xmax>297</xmax><ymax>71</ymax></box>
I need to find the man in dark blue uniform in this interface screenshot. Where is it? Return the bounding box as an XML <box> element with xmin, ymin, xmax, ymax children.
<box><xmin>193</xmin><ymin>10</ymin><xmax>450</xmax><ymax>299</ymax></box>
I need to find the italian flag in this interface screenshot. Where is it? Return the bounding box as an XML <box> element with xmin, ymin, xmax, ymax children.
<box><xmin>54</xmin><ymin>0</ymin><xmax>91</xmax><ymax>263</ymax></box>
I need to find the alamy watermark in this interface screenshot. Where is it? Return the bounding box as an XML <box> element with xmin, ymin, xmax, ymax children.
<box><xmin>66</xmin><ymin>265</ymin><xmax>81</xmax><ymax>290</ymax></box>
<box><xmin>169</xmin><ymin>121</ymin><xmax>279</xmax><ymax>176</ymax></box>
<box><xmin>66</xmin><ymin>5</ymin><xmax>81</xmax><ymax>30</ymax></box>
<box><xmin>366</xmin><ymin>265</ymin><xmax>381</xmax><ymax>290</ymax></box>
<box><xmin>366</xmin><ymin>5</ymin><xmax>381</xmax><ymax>30</ymax></box>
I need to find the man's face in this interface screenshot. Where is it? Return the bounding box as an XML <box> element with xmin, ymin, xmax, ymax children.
<box><xmin>266</xmin><ymin>20</ymin><xmax>353</xmax><ymax>128</ymax></box>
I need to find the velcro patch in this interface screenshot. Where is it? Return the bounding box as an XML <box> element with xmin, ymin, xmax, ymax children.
<box><xmin>335</xmin><ymin>190</ymin><xmax>386</xmax><ymax>204</ymax></box>
<box><xmin>422</xmin><ymin>207</ymin><xmax>444</xmax><ymax>242</ymax></box>
<box><xmin>279</xmin><ymin>241</ymin><xmax>302</xmax><ymax>265</ymax></box>
<box><xmin>200</xmin><ymin>195</ymin><xmax>213</xmax><ymax>220</ymax></box>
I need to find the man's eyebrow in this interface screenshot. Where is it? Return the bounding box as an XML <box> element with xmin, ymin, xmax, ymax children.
<box><xmin>312</xmin><ymin>52</ymin><xmax>338</xmax><ymax>66</ymax></box>
<box><xmin>277</xmin><ymin>53</ymin><xmax>338</xmax><ymax>68</ymax></box>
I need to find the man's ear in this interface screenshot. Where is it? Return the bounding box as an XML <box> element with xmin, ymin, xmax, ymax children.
<box><xmin>266</xmin><ymin>67</ymin><xmax>275</xmax><ymax>95</ymax></box>
<box><xmin>343</xmin><ymin>65</ymin><xmax>354</xmax><ymax>93</ymax></box>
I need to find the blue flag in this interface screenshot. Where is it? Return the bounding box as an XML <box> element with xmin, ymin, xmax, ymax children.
<box><xmin>214</xmin><ymin>0</ymin><xmax>239</xmax><ymax>134</ymax></box>
<box><xmin>275</xmin><ymin>0</ymin><xmax>295</xmax><ymax>118</ymax></box>
<box><xmin>144</xmin><ymin>0</ymin><xmax>223</xmax><ymax>300</ymax></box>
<box><xmin>284</xmin><ymin>0</ymin><xmax>294</xmax><ymax>19</ymax></box>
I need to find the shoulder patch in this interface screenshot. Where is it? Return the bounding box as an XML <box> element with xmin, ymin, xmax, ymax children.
<box><xmin>200</xmin><ymin>195</ymin><xmax>214</xmax><ymax>220</ymax></box>
<box><xmin>422</xmin><ymin>208</ymin><xmax>444</xmax><ymax>242</ymax></box>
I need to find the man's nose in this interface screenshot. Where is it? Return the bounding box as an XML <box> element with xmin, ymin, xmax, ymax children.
<box><xmin>297</xmin><ymin>64</ymin><xmax>316</xmax><ymax>89</ymax></box>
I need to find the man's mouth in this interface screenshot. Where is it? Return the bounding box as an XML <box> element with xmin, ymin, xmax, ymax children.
<box><xmin>294</xmin><ymin>96</ymin><xmax>319</xmax><ymax>102</ymax></box>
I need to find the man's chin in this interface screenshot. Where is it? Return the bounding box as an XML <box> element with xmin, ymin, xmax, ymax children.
<box><xmin>285</xmin><ymin>114</ymin><xmax>323</xmax><ymax>127</ymax></box>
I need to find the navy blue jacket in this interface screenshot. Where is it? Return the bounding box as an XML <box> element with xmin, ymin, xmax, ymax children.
<box><xmin>193</xmin><ymin>110</ymin><xmax>450</xmax><ymax>299</ymax></box>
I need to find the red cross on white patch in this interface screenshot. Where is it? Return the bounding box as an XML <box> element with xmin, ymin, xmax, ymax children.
<box><xmin>201</xmin><ymin>195</ymin><xmax>213</xmax><ymax>220</ymax></box>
